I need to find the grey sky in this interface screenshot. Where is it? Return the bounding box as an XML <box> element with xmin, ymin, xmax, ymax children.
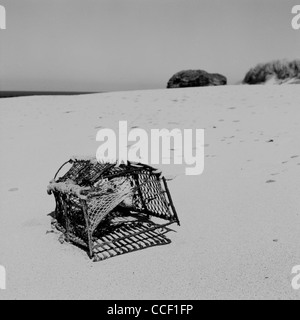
<box><xmin>0</xmin><ymin>0</ymin><xmax>299</xmax><ymax>91</ymax></box>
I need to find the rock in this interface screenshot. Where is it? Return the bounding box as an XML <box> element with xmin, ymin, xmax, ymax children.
<box><xmin>167</xmin><ymin>70</ymin><xmax>227</xmax><ymax>88</ymax></box>
<box><xmin>243</xmin><ymin>59</ymin><xmax>300</xmax><ymax>85</ymax></box>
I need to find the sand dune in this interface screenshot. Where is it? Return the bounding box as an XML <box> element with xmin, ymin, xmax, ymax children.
<box><xmin>0</xmin><ymin>85</ymin><xmax>300</xmax><ymax>300</ymax></box>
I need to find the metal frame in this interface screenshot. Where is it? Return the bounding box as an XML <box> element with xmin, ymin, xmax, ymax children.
<box><xmin>48</xmin><ymin>158</ymin><xmax>180</xmax><ymax>261</ymax></box>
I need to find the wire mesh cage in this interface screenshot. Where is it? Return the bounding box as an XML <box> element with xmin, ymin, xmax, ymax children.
<box><xmin>47</xmin><ymin>156</ymin><xmax>180</xmax><ymax>261</ymax></box>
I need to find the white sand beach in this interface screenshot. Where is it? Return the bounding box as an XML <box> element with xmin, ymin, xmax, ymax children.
<box><xmin>0</xmin><ymin>85</ymin><xmax>300</xmax><ymax>300</ymax></box>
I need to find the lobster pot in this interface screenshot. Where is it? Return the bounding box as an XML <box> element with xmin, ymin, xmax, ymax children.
<box><xmin>52</xmin><ymin>191</ymin><xmax>89</xmax><ymax>246</ymax></box>
<box><xmin>47</xmin><ymin>157</ymin><xmax>180</xmax><ymax>261</ymax></box>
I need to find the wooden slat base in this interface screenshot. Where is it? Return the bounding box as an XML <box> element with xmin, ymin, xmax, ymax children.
<box><xmin>52</xmin><ymin>218</ymin><xmax>174</xmax><ymax>262</ymax></box>
<box><xmin>92</xmin><ymin>221</ymin><xmax>173</xmax><ymax>262</ymax></box>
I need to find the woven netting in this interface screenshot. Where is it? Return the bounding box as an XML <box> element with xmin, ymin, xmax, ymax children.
<box><xmin>86</xmin><ymin>177</ymin><xmax>135</xmax><ymax>234</ymax></box>
<box><xmin>97</xmin><ymin>165</ymin><xmax>175</xmax><ymax>221</ymax></box>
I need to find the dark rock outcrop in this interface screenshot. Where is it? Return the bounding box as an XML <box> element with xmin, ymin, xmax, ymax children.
<box><xmin>167</xmin><ymin>70</ymin><xmax>227</xmax><ymax>88</ymax></box>
<box><xmin>243</xmin><ymin>59</ymin><xmax>300</xmax><ymax>85</ymax></box>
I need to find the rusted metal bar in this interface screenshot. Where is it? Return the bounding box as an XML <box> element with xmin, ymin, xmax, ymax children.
<box><xmin>162</xmin><ymin>176</ymin><xmax>180</xmax><ymax>226</ymax></box>
<box><xmin>81</xmin><ymin>199</ymin><xmax>93</xmax><ymax>259</ymax></box>
<box><xmin>133</xmin><ymin>173</ymin><xmax>152</xmax><ymax>216</ymax></box>
<box><xmin>63</xmin><ymin>194</ymin><xmax>71</xmax><ymax>242</ymax></box>
<box><xmin>54</xmin><ymin>159</ymin><xmax>72</xmax><ymax>181</ymax></box>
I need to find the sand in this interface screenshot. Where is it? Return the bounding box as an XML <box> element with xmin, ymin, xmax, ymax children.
<box><xmin>0</xmin><ymin>85</ymin><xmax>300</xmax><ymax>300</ymax></box>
